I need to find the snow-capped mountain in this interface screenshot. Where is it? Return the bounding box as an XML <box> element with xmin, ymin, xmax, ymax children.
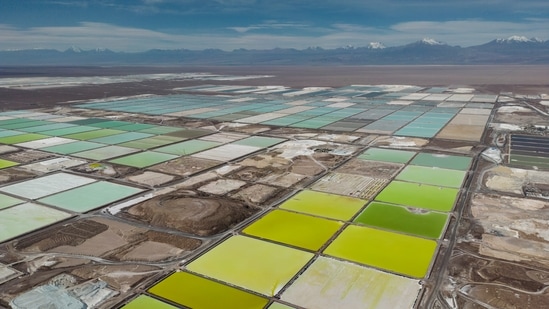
<box><xmin>495</xmin><ymin>36</ymin><xmax>545</xmax><ymax>44</ymax></box>
<box><xmin>65</xmin><ymin>46</ymin><xmax>83</xmax><ymax>53</ymax></box>
<box><xmin>1</xmin><ymin>37</ymin><xmax>548</xmax><ymax>65</ymax></box>
<box><xmin>418</xmin><ymin>38</ymin><xmax>446</xmax><ymax>46</ymax></box>
<box><xmin>367</xmin><ymin>42</ymin><xmax>386</xmax><ymax>49</ymax></box>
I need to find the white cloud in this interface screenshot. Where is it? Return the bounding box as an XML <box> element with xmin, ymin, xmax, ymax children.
<box><xmin>227</xmin><ymin>21</ymin><xmax>311</xmax><ymax>33</ymax></box>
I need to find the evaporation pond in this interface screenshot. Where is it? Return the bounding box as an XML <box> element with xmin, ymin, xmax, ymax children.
<box><xmin>72</xmin><ymin>145</ymin><xmax>138</xmax><ymax>160</ymax></box>
<box><xmin>243</xmin><ymin>209</ymin><xmax>343</xmax><ymax>251</ymax></box>
<box><xmin>121</xmin><ymin>295</ymin><xmax>177</xmax><ymax>309</ymax></box>
<box><xmin>279</xmin><ymin>190</ymin><xmax>367</xmax><ymax>220</ymax></box>
<box><xmin>0</xmin><ymin>133</ymin><xmax>48</xmax><ymax>145</ymax></box>
<box><xmin>109</xmin><ymin>152</ymin><xmax>178</xmax><ymax>168</ymax></box>
<box><xmin>187</xmin><ymin>235</ymin><xmax>313</xmax><ymax>296</ymax></box>
<box><xmin>0</xmin><ymin>159</ymin><xmax>18</xmax><ymax>169</ymax></box>
<box><xmin>41</xmin><ymin>141</ymin><xmax>105</xmax><ymax>154</ymax></box>
<box><xmin>410</xmin><ymin>153</ymin><xmax>471</xmax><ymax>170</ymax></box>
<box><xmin>0</xmin><ymin>193</ymin><xmax>23</xmax><ymax>209</ymax></box>
<box><xmin>358</xmin><ymin>148</ymin><xmax>416</xmax><ymax>163</ymax></box>
<box><xmin>148</xmin><ymin>271</ymin><xmax>268</xmax><ymax>309</ymax></box>
<box><xmin>396</xmin><ymin>165</ymin><xmax>466</xmax><ymax>188</ymax></box>
<box><xmin>0</xmin><ymin>172</ymin><xmax>96</xmax><ymax>200</ymax></box>
<box><xmin>118</xmin><ymin>136</ymin><xmax>182</xmax><ymax>149</ymax></box>
<box><xmin>38</xmin><ymin>181</ymin><xmax>143</xmax><ymax>213</ymax></box>
<box><xmin>155</xmin><ymin>140</ymin><xmax>221</xmax><ymax>155</ymax></box>
<box><xmin>234</xmin><ymin>136</ymin><xmax>286</xmax><ymax>148</ymax></box>
<box><xmin>0</xmin><ymin>203</ymin><xmax>71</xmax><ymax>243</ymax></box>
<box><xmin>354</xmin><ymin>202</ymin><xmax>448</xmax><ymax>239</ymax></box>
<box><xmin>375</xmin><ymin>180</ymin><xmax>459</xmax><ymax>212</ymax></box>
<box><xmin>281</xmin><ymin>256</ymin><xmax>420</xmax><ymax>309</ymax></box>
<box><xmin>64</xmin><ymin>129</ymin><xmax>124</xmax><ymax>140</ymax></box>
<box><xmin>89</xmin><ymin>132</ymin><xmax>153</xmax><ymax>144</ymax></box>
<box><xmin>324</xmin><ymin>225</ymin><xmax>437</xmax><ymax>278</ymax></box>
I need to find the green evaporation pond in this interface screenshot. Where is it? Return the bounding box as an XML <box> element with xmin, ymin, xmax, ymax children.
<box><xmin>41</xmin><ymin>141</ymin><xmax>105</xmax><ymax>154</ymax></box>
<box><xmin>38</xmin><ymin>181</ymin><xmax>143</xmax><ymax>213</ymax></box>
<box><xmin>41</xmin><ymin>125</ymin><xmax>103</xmax><ymax>137</ymax></box>
<box><xmin>148</xmin><ymin>271</ymin><xmax>268</xmax><ymax>309</ymax></box>
<box><xmin>89</xmin><ymin>132</ymin><xmax>153</xmax><ymax>144</ymax></box>
<box><xmin>0</xmin><ymin>193</ymin><xmax>23</xmax><ymax>209</ymax></box>
<box><xmin>87</xmin><ymin>120</ymin><xmax>132</xmax><ymax>128</ymax></box>
<box><xmin>1</xmin><ymin>120</ymin><xmax>51</xmax><ymax>130</ymax></box>
<box><xmin>187</xmin><ymin>235</ymin><xmax>313</xmax><ymax>296</ymax></box>
<box><xmin>0</xmin><ymin>130</ymin><xmax>23</xmax><ymax>138</ymax></box>
<box><xmin>0</xmin><ymin>118</ymin><xmax>30</xmax><ymax>126</ymax></box>
<box><xmin>358</xmin><ymin>148</ymin><xmax>416</xmax><ymax>163</ymax></box>
<box><xmin>410</xmin><ymin>153</ymin><xmax>472</xmax><ymax>170</ymax></box>
<box><xmin>375</xmin><ymin>181</ymin><xmax>459</xmax><ymax>212</ymax></box>
<box><xmin>510</xmin><ymin>154</ymin><xmax>549</xmax><ymax>169</ymax></box>
<box><xmin>0</xmin><ymin>159</ymin><xmax>19</xmax><ymax>169</ymax></box>
<box><xmin>64</xmin><ymin>129</ymin><xmax>124</xmax><ymax>140</ymax></box>
<box><xmin>118</xmin><ymin>136</ymin><xmax>182</xmax><ymax>149</ymax></box>
<box><xmin>166</xmin><ymin>128</ymin><xmax>212</xmax><ymax>139</ymax></box>
<box><xmin>72</xmin><ymin>145</ymin><xmax>138</xmax><ymax>160</ymax></box>
<box><xmin>396</xmin><ymin>165</ymin><xmax>466</xmax><ymax>188</ymax></box>
<box><xmin>0</xmin><ymin>203</ymin><xmax>71</xmax><ymax>243</ymax></box>
<box><xmin>156</xmin><ymin>140</ymin><xmax>221</xmax><ymax>156</ymax></box>
<box><xmin>18</xmin><ymin>123</ymin><xmax>74</xmax><ymax>133</ymax></box>
<box><xmin>234</xmin><ymin>136</ymin><xmax>286</xmax><ymax>148</ymax></box>
<box><xmin>67</xmin><ymin>118</ymin><xmax>109</xmax><ymax>126</ymax></box>
<box><xmin>109</xmin><ymin>152</ymin><xmax>178</xmax><ymax>168</ymax></box>
<box><xmin>111</xmin><ymin>123</ymin><xmax>156</xmax><ymax>131</ymax></box>
<box><xmin>279</xmin><ymin>190</ymin><xmax>366</xmax><ymax>221</ymax></box>
<box><xmin>262</xmin><ymin>116</ymin><xmax>306</xmax><ymax>126</ymax></box>
<box><xmin>243</xmin><ymin>209</ymin><xmax>343</xmax><ymax>251</ymax></box>
<box><xmin>120</xmin><ymin>295</ymin><xmax>177</xmax><ymax>309</ymax></box>
<box><xmin>354</xmin><ymin>202</ymin><xmax>448</xmax><ymax>239</ymax></box>
<box><xmin>0</xmin><ymin>133</ymin><xmax>48</xmax><ymax>145</ymax></box>
<box><xmin>324</xmin><ymin>225</ymin><xmax>437</xmax><ymax>278</ymax></box>
<box><xmin>138</xmin><ymin>126</ymin><xmax>183</xmax><ymax>134</ymax></box>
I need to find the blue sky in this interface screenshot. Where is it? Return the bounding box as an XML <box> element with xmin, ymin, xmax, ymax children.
<box><xmin>1</xmin><ymin>0</ymin><xmax>548</xmax><ymax>51</ymax></box>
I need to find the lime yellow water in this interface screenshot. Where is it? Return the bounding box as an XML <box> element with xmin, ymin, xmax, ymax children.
<box><xmin>396</xmin><ymin>165</ymin><xmax>466</xmax><ymax>188</ymax></box>
<box><xmin>148</xmin><ymin>271</ymin><xmax>268</xmax><ymax>308</ymax></box>
<box><xmin>243</xmin><ymin>209</ymin><xmax>343</xmax><ymax>251</ymax></box>
<box><xmin>279</xmin><ymin>190</ymin><xmax>367</xmax><ymax>220</ymax></box>
<box><xmin>121</xmin><ymin>295</ymin><xmax>177</xmax><ymax>309</ymax></box>
<box><xmin>324</xmin><ymin>225</ymin><xmax>437</xmax><ymax>278</ymax></box>
<box><xmin>187</xmin><ymin>235</ymin><xmax>313</xmax><ymax>296</ymax></box>
<box><xmin>375</xmin><ymin>180</ymin><xmax>459</xmax><ymax>212</ymax></box>
<box><xmin>354</xmin><ymin>202</ymin><xmax>448</xmax><ymax>239</ymax></box>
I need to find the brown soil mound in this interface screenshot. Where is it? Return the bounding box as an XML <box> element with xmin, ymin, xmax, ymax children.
<box><xmin>126</xmin><ymin>192</ymin><xmax>258</xmax><ymax>236</ymax></box>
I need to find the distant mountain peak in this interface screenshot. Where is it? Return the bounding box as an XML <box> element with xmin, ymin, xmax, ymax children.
<box><xmin>419</xmin><ymin>38</ymin><xmax>445</xmax><ymax>46</ymax></box>
<box><xmin>66</xmin><ymin>46</ymin><xmax>83</xmax><ymax>53</ymax></box>
<box><xmin>495</xmin><ymin>36</ymin><xmax>544</xmax><ymax>43</ymax></box>
<box><xmin>2</xmin><ymin>37</ymin><xmax>549</xmax><ymax>65</ymax></box>
<box><xmin>367</xmin><ymin>42</ymin><xmax>386</xmax><ymax>49</ymax></box>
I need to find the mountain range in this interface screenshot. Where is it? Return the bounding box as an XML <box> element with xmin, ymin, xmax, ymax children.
<box><xmin>1</xmin><ymin>36</ymin><xmax>548</xmax><ymax>66</ymax></box>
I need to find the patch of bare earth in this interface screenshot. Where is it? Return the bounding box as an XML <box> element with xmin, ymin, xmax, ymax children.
<box><xmin>123</xmin><ymin>191</ymin><xmax>259</xmax><ymax>236</ymax></box>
